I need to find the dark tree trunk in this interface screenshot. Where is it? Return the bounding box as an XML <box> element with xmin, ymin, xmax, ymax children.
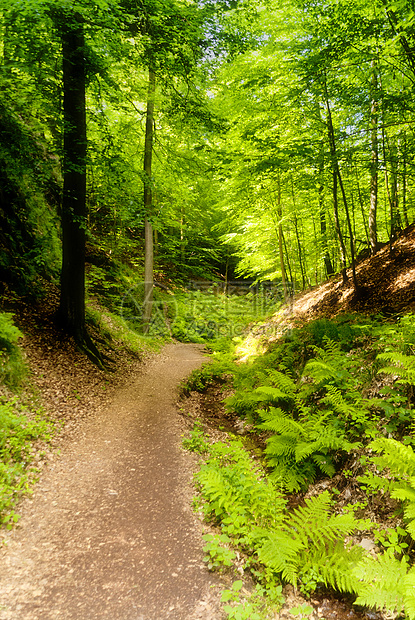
<box><xmin>57</xmin><ymin>12</ymin><xmax>103</xmax><ymax>366</ymax></box>
<box><xmin>317</xmin><ymin>144</ymin><xmax>335</xmax><ymax>278</ymax></box>
<box><xmin>58</xmin><ymin>12</ymin><xmax>87</xmax><ymax>341</ymax></box>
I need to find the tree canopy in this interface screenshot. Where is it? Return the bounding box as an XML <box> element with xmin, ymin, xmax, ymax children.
<box><xmin>0</xmin><ymin>0</ymin><xmax>414</xmax><ymax>326</ymax></box>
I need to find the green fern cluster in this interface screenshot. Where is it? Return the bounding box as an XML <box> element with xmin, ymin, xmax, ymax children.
<box><xmin>195</xmin><ymin>439</ymin><xmax>368</xmax><ymax>597</ymax></box>
<box><xmin>255</xmin><ymin>342</ymin><xmax>369</xmax><ymax>491</ymax></box>
<box><xmin>366</xmin><ymin>438</ymin><xmax>415</xmax><ymax>537</ymax></box>
<box><xmin>257</xmin><ymin>490</ymin><xmax>364</xmax><ymax>592</ymax></box>
<box><xmin>196</xmin><ymin>439</ymin><xmax>287</xmax><ymax>543</ymax></box>
<box><xmin>354</xmin><ymin>549</ymin><xmax>415</xmax><ymax>617</ymax></box>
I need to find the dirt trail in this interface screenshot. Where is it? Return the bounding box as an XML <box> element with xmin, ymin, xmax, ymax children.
<box><xmin>0</xmin><ymin>343</ymin><xmax>222</xmax><ymax>620</ymax></box>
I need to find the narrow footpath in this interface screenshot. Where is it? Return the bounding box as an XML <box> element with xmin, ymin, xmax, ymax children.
<box><xmin>0</xmin><ymin>343</ymin><xmax>222</xmax><ymax>620</ymax></box>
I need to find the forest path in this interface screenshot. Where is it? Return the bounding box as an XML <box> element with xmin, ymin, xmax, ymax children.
<box><xmin>0</xmin><ymin>343</ymin><xmax>222</xmax><ymax>620</ymax></box>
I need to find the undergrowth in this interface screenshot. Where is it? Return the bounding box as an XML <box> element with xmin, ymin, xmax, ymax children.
<box><xmin>0</xmin><ymin>312</ymin><xmax>54</xmax><ymax>529</ymax></box>
<box><xmin>0</xmin><ymin>399</ymin><xmax>54</xmax><ymax>528</ymax></box>
<box><xmin>182</xmin><ymin>313</ymin><xmax>415</xmax><ymax>619</ymax></box>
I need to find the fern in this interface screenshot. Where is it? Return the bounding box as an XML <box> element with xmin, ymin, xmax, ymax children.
<box><xmin>370</xmin><ymin>437</ymin><xmax>415</xmax><ymax>477</ymax></box>
<box><xmin>403</xmin><ymin>568</ymin><xmax>415</xmax><ymax>620</ymax></box>
<box><xmin>259</xmin><ymin>407</ymin><xmax>303</xmax><ymax>435</ymax></box>
<box><xmin>264</xmin><ymin>370</ymin><xmax>297</xmax><ymax>398</ymax></box>
<box><xmin>368</xmin><ymin>438</ymin><xmax>415</xmax><ymax>539</ymax></box>
<box><xmin>354</xmin><ymin>549</ymin><xmax>407</xmax><ymax>614</ymax></box>
<box><xmin>260</xmin><ymin>406</ymin><xmax>360</xmax><ymax>491</ymax></box>
<box><xmin>300</xmin><ymin>540</ymin><xmax>363</xmax><ymax>593</ymax></box>
<box><xmin>378</xmin><ymin>351</ymin><xmax>415</xmax><ymax>385</ymax></box>
<box><xmin>257</xmin><ymin>491</ymin><xmax>362</xmax><ymax>590</ymax></box>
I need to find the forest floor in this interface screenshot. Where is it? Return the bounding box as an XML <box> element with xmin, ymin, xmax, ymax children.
<box><xmin>1</xmin><ymin>224</ymin><xmax>415</xmax><ymax>619</ymax></box>
<box><xmin>0</xmin><ymin>341</ymin><xmax>226</xmax><ymax>619</ymax></box>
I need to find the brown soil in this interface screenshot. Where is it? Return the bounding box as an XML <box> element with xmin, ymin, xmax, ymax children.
<box><xmin>293</xmin><ymin>223</ymin><xmax>415</xmax><ymax>319</ymax></box>
<box><xmin>0</xmin><ymin>342</ymin><xmax>224</xmax><ymax>620</ymax></box>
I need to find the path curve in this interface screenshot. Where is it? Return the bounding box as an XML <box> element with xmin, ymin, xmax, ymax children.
<box><xmin>0</xmin><ymin>343</ymin><xmax>222</xmax><ymax>619</ymax></box>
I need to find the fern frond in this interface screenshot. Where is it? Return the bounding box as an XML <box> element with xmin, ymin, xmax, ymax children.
<box><xmin>257</xmin><ymin>531</ymin><xmax>305</xmax><ymax>586</ymax></box>
<box><xmin>370</xmin><ymin>437</ymin><xmax>415</xmax><ymax>477</ymax></box>
<box><xmin>265</xmin><ymin>433</ymin><xmax>298</xmax><ymax>458</ymax></box>
<box><xmin>301</xmin><ymin>540</ymin><xmax>363</xmax><ymax>592</ymax></box>
<box><xmin>259</xmin><ymin>408</ymin><xmax>304</xmax><ymax>435</ymax></box>
<box><xmin>377</xmin><ymin>351</ymin><xmax>415</xmax><ymax>385</ymax></box>
<box><xmin>269</xmin><ymin>460</ymin><xmax>316</xmax><ymax>492</ymax></box>
<box><xmin>312</xmin><ymin>453</ymin><xmax>336</xmax><ymax>477</ymax></box>
<box><xmin>403</xmin><ymin>568</ymin><xmax>415</xmax><ymax>620</ymax></box>
<box><xmin>322</xmin><ymin>385</ymin><xmax>368</xmax><ymax>424</ymax></box>
<box><xmin>354</xmin><ymin>549</ymin><xmax>407</xmax><ymax>614</ymax></box>
<box><xmin>255</xmin><ymin>385</ymin><xmax>292</xmax><ymax>402</ymax></box>
<box><xmin>303</xmin><ymin>359</ymin><xmax>337</xmax><ymax>383</ymax></box>
<box><xmin>267</xmin><ymin>370</ymin><xmax>297</xmax><ymax>397</ymax></box>
<box><xmin>290</xmin><ymin>492</ymin><xmax>357</xmax><ymax>547</ymax></box>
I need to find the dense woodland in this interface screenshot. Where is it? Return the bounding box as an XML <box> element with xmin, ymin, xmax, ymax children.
<box><xmin>2</xmin><ymin>0</ymin><xmax>415</xmax><ymax>618</ymax></box>
<box><xmin>2</xmin><ymin>0</ymin><xmax>415</xmax><ymax>324</ymax></box>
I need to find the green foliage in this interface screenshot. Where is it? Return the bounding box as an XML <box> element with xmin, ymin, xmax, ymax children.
<box><xmin>257</xmin><ymin>491</ymin><xmax>364</xmax><ymax>592</ymax></box>
<box><xmin>0</xmin><ymin>313</ymin><xmax>27</xmax><ymax>389</ymax></box>
<box><xmin>377</xmin><ymin>351</ymin><xmax>415</xmax><ymax>390</ymax></box>
<box><xmin>364</xmin><ymin>438</ymin><xmax>415</xmax><ymax>538</ymax></box>
<box><xmin>181</xmin><ymin>356</ymin><xmax>236</xmax><ymax>394</ymax></box>
<box><xmin>353</xmin><ymin>550</ymin><xmax>410</xmax><ymax>616</ymax></box>
<box><xmin>221</xmin><ymin>581</ymin><xmax>284</xmax><ymax>620</ymax></box>
<box><xmin>202</xmin><ymin>532</ymin><xmax>236</xmax><ymax>570</ymax></box>
<box><xmin>0</xmin><ymin>399</ymin><xmax>53</xmax><ymax>527</ymax></box>
<box><xmin>182</xmin><ymin>421</ymin><xmax>210</xmax><ymax>454</ymax></box>
<box><xmin>194</xmin><ymin>438</ymin><xmax>367</xmax><ymax>606</ymax></box>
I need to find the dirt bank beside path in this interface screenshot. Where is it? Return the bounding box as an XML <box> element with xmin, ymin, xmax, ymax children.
<box><xmin>0</xmin><ymin>343</ymin><xmax>222</xmax><ymax>620</ymax></box>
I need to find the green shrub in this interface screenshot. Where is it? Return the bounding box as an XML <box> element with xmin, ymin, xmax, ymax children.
<box><xmin>0</xmin><ymin>313</ymin><xmax>27</xmax><ymax>389</ymax></box>
<box><xmin>0</xmin><ymin>398</ymin><xmax>53</xmax><ymax>527</ymax></box>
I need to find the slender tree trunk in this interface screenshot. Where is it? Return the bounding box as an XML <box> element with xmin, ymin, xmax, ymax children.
<box><xmin>142</xmin><ymin>68</ymin><xmax>156</xmax><ymax>334</ymax></box>
<box><xmin>315</xmin><ymin>103</ymin><xmax>334</xmax><ymax>280</ymax></box>
<box><xmin>402</xmin><ymin>132</ymin><xmax>409</xmax><ymax>227</ymax></box>
<box><xmin>369</xmin><ymin>59</ymin><xmax>379</xmax><ymax>255</ymax></box>
<box><xmin>324</xmin><ymin>81</ymin><xmax>358</xmax><ymax>292</ymax></box>
<box><xmin>291</xmin><ymin>177</ymin><xmax>306</xmax><ymax>289</ymax></box>
<box><xmin>332</xmin><ymin>171</ymin><xmax>348</xmax><ymax>284</ymax></box>
<box><xmin>276</xmin><ymin>173</ymin><xmax>289</xmax><ymax>303</ymax></box>
<box><xmin>354</xmin><ymin>163</ymin><xmax>370</xmax><ymax>248</ymax></box>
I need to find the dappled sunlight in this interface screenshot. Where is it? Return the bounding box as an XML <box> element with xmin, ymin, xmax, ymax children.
<box><xmin>389</xmin><ymin>267</ymin><xmax>415</xmax><ymax>292</ymax></box>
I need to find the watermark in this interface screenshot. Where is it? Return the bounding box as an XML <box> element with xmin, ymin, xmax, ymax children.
<box><xmin>120</xmin><ymin>280</ymin><xmax>287</xmax><ymax>340</ymax></box>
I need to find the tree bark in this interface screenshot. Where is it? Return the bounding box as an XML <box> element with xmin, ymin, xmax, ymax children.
<box><xmin>324</xmin><ymin>81</ymin><xmax>358</xmax><ymax>292</ymax></box>
<box><xmin>369</xmin><ymin>59</ymin><xmax>379</xmax><ymax>255</ymax></box>
<box><xmin>56</xmin><ymin>11</ymin><xmax>104</xmax><ymax>367</ymax></box>
<box><xmin>276</xmin><ymin>173</ymin><xmax>289</xmax><ymax>303</ymax></box>
<box><xmin>317</xmin><ymin>144</ymin><xmax>334</xmax><ymax>278</ymax></box>
<box><xmin>58</xmin><ymin>12</ymin><xmax>87</xmax><ymax>342</ymax></box>
<box><xmin>332</xmin><ymin>171</ymin><xmax>348</xmax><ymax>285</ymax></box>
<box><xmin>142</xmin><ymin>68</ymin><xmax>156</xmax><ymax>334</ymax></box>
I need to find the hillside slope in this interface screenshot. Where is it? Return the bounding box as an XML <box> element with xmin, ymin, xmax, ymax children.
<box><xmin>293</xmin><ymin>224</ymin><xmax>415</xmax><ymax>319</ymax></box>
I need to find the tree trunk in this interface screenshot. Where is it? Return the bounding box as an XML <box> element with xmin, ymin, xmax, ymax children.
<box><xmin>291</xmin><ymin>176</ymin><xmax>306</xmax><ymax>289</ymax></box>
<box><xmin>369</xmin><ymin>59</ymin><xmax>379</xmax><ymax>255</ymax></box>
<box><xmin>332</xmin><ymin>171</ymin><xmax>348</xmax><ymax>285</ymax></box>
<box><xmin>324</xmin><ymin>82</ymin><xmax>358</xmax><ymax>292</ymax></box>
<box><xmin>316</xmin><ymin>121</ymin><xmax>334</xmax><ymax>278</ymax></box>
<box><xmin>58</xmin><ymin>13</ymin><xmax>87</xmax><ymax>341</ymax></box>
<box><xmin>276</xmin><ymin>173</ymin><xmax>289</xmax><ymax>303</ymax></box>
<box><xmin>57</xmin><ymin>12</ymin><xmax>103</xmax><ymax>366</ymax></box>
<box><xmin>402</xmin><ymin>132</ymin><xmax>409</xmax><ymax>227</ymax></box>
<box><xmin>142</xmin><ymin>68</ymin><xmax>156</xmax><ymax>334</ymax></box>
